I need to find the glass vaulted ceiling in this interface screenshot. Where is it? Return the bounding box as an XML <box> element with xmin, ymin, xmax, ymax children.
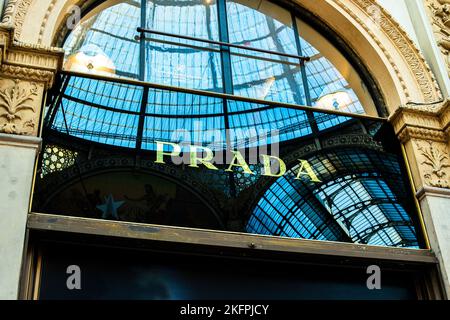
<box><xmin>58</xmin><ymin>0</ymin><xmax>377</xmax><ymax>149</ymax></box>
<box><xmin>47</xmin><ymin>0</ymin><xmax>421</xmax><ymax>248</ymax></box>
<box><xmin>249</xmin><ymin>149</ymin><xmax>418</xmax><ymax>247</ymax></box>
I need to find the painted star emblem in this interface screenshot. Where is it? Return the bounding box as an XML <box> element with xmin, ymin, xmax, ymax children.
<box><xmin>96</xmin><ymin>194</ymin><xmax>124</xmax><ymax>220</ymax></box>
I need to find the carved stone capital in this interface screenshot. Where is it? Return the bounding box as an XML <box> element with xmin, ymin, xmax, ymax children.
<box><xmin>426</xmin><ymin>0</ymin><xmax>450</xmax><ymax>76</ymax></box>
<box><xmin>389</xmin><ymin>101</ymin><xmax>450</xmax><ymax>190</ymax></box>
<box><xmin>0</xmin><ymin>24</ymin><xmax>63</xmax><ymax>137</ymax></box>
<box><xmin>0</xmin><ymin>24</ymin><xmax>64</xmax><ymax>89</ymax></box>
<box><xmin>440</xmin><ymin>99</ymin><xmax>450</xmax><ymax>139</ymax></box>
<box><xmin>389</xmin><ymin>101</ymin><xmax>448</xmax><ymax>143</ymax></box>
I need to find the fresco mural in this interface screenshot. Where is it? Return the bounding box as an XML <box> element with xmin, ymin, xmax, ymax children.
<box><xmin>42</xmin><ymin>171</ymin><xmax>221</xmax><ymax>229</ymax></box>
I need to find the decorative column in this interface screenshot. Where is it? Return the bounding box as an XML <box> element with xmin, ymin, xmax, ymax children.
<box><xmin>390</xmin><ymin>100</ymin><xmax>450</xmax><ymax>298</ymax></box>
<box><xmin>425</xmin><ymin>0</ymin><xmax>450</xmax><ymax>78</ymax></box>
<box><xmin>0</xmin><ymin>24</ymin><xmax>63</xmax><ymax>299</ymax></box>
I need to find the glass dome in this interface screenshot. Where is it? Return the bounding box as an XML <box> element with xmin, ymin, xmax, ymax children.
<box><xmin>55</xmin><ymin>0</ymin><xmax>379</xmax><ymax>150</ymax></box>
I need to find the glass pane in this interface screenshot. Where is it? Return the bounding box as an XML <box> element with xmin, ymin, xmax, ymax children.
<box><xmin>51</xmin><ymin>77</ymin><xmax>142</xmax><ymax>148</ymax></box>
<box><xmin>226</xmin><ymin>0</ymin><xmax>296</xmax><ymax>54</ymax></box>
<box><xmin>314</xmin><ymin>112</ymin><xmax>352</xmax><ymax>131</ymax></box>
<box><xmin>250</xmin><ymin>150</ymin><xmax>418</xmax><ymax>247</ymax></box>
<box><xmin>144</xmin><ymin>0</ymin><xmax>223</xmax><ymax>91</ymax></box>
<box><xmin>226</xmin><ymin>0</ymin><xmax>306</xmax><ymax>104</ymax></box>
<box><xmin>227</xmin><ymin>100</ymin><xmax>312</xmax><ymax>148</ymax></box>
<box><xmin>230</xmin><ymin>51</ymin><xmax>306</xmax><ymax>104</ymax></box>
<box><xmin>43</xmin><ymin>0</ymin><xmax>422</xmax><ymax>250</ymax></box>
<box><xmin>142</xmin><ymin>89</ymin><xmax>226</xmax><ymax>150</ymax></box>
<box><xmin>63</xmin><ymin>0</ymin><xmax>141</xmax><ymax>79</ymax></box>
<box><xmin>145</xmin><ymin>0</ymin><xmax>219</xmax><ymax>40</ymax></box>
<box><xmin>296</xmin><ymin>18</ymin><xmax>377</xmax><ymax>115</ymax></box>
<box><xmin>42</xmin><ymin>75</ymin><xmax>422</xmax><ymax>249</ymax></box>
<box><xmin>144</xmin><ymin>38</ymin><xmax>223</xmax><ymax>91</ymax></box>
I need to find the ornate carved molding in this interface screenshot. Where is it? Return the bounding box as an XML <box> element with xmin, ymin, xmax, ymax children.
<box><xmin>1</xmin><ymin>64</ymin><xmax>56</xmax><ymax>86</ymax></box>
<box><xmin>1</xmin><ymin>0</ymin><xmax>20</xmax><ymax>26</ymax></box>
<box><xmin>440</xmin><ymin>99</ymin><xmax>450</xmax><ymax>136</ymax></box>
<box><xmin>38</xmin><ymin>0</ymin><xmax>59</xmax><ymax>44</ymax></box>
<box><xmin>389</xmin><ymin>100</ymin><xmax>448</xmax><ymax>143</ymax></box>
<box><xmin>0</xmin><ymin>25</ymin><xmax>63</xmax><ymax>88</ymax></box>
<box><xmin>336</xmin><ymin>0</ymin><xmax>442</xmax><ymax>103</ymax></box>
<box><xmin>426</xmin><ymin>0</ymin><xmax>450</xmax><ymax>76</ymax></box>
<box><xmin>1</xmin><ymin>0</ymin><xmax>33</xmax><ymax>41</ymax></box>
<box><xmin>390</xmin><ymin>100</ymin><xmax>450</xmax><ymax>189</ymax></box>
<box><xmin>416</xmin><ymin>140</ymin><xmax>450</xmax><ymax>188</ymax></box>
<box><xmin>398</xmin><ymin>127</ymin><xmax>447</xmax><ymax>144</ymax></box>
<box><xmin>0</xmin><ymin>24</ymin><xmax>63</xmax><ymax>137</ymax></box>
<box><xmin>0</xmin><ymin>79</ymin><xmax>42</xmax><ymax>136</ymax></box>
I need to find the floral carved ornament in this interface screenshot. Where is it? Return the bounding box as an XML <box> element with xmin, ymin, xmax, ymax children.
<box><xmin>0</xmin><ymin>80</ymin><xmax>39</xmax><ymax>135</ymax></box>
<box><xmin>427</xmin><ymin>0</ymin><xmax>450</xmax><ymax>74</ymax></box>
<box><xmin>416</xmin><ymin>140</ymin><xmax>450</xmax><ymax>188</ymax></box>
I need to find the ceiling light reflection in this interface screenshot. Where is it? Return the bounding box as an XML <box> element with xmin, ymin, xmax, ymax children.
<box><xmin>315</xmin><ymin>91</ymin><xmax>353</xmax><ymax>112</ymax></box>
<box><xmin>64</xmin><ymin>44</ymin><xmax>116</xmax><ymax>76</ymax></box>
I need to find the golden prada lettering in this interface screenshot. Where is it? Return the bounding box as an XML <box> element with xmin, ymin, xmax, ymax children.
<box><xmin>155</xmin><ymin>141</ymin><xmax>321</xmax><ymax>183</ymax></box>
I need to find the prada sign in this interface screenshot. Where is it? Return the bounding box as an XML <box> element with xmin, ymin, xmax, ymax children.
<box><xmin>154</xmin><ymin>141</ymin><xmax>321</xmax><ymax>183</ymax></box>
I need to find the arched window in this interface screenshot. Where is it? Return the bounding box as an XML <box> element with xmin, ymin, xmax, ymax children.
<box><xmin>36</xmin><ymin>0</ymin><xmax>423</xmax><ymax>249</ymax></box>
<box><xmin>52</xmin><ymin>0</ymin><xmax>381</xmax><ymax>150</ymax></box>
<box><xmin>63</xmin><ymin>0</ymin><xmax>376</xmax><ymax>114</ymax></box>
